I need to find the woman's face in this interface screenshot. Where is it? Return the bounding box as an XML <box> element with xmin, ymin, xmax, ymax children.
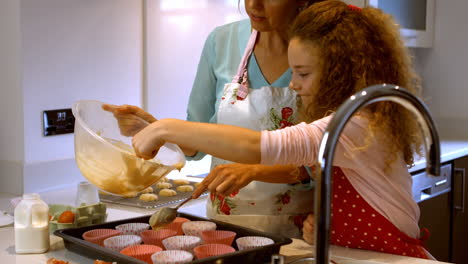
<box><xmin>245</xmin><ymin>0</ymin><xmax>303</xmax><ymax>32</ymax></box>
<box><xmin>288</xmin><ymin>38</ymin><xmax>322</xmax><ymax>107</ymax></box>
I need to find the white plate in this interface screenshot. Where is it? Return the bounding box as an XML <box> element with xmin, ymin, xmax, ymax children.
<box><xmin>0</xmin><ymin>212</ymin><xmax>14</xmax><ymax>227</ymax></box>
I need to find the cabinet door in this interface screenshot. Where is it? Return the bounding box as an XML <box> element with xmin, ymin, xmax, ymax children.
<box><xmin>419</xmin><ymin>192</ymin><xmax>451</xmax><ymax>261</ymax></box>
<box><xmin>452</xmin><ymin>156</ymin><xmax>468</xmax><ymax>264</ymax></box>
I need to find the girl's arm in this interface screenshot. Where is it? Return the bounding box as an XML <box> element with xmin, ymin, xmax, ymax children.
<box><xmin>132</xmin><ymin>118</ymin><xmax>262</xmax><ymax>164</ymax></box>
<box><xmin>191</xmin><ymin>163</ymin><xmax>309</xmax><ymax>198</ymax></box>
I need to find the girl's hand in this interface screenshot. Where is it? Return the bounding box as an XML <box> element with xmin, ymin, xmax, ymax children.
<box><xmin>191</xmin><ymin>163</ymin><xmax>257</xmax><ymax>198</ymax></box>
<box><xmin>102</xmin><ymin>104</ymin><xmax>157</xmax><ymax>137</ymax></box>
<box><xmin>132</xmin><ymin>121</ymin><xmax>166</xmax><ymax>160</ymax></box>
<box><xmin>302</xmin><ymin>213</ymin><xmax>315</xmax><ymax>244</ymax></box>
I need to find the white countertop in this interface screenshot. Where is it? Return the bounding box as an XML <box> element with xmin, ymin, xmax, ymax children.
<box><xmin>0</xmin><ymin>187</ymin><xmax>453</xmax><ymax>264</ymax></box>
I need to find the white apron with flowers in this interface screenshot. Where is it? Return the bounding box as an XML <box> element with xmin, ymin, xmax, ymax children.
<box><xmin>206</xmin><ymin>30</ymin><xmax>314</xmax><ymax>238</ymax></box>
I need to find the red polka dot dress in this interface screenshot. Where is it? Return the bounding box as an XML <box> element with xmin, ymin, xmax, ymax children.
<box><xmin>330</xmin><ymin>167</ymin><xmax>429</xmax><ymax>259</ymax></box>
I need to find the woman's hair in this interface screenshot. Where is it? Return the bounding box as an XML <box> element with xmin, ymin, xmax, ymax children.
<box><xmin>290</xmin><ymin>0</ymin><xmax>423</xmax><ymax>167</ymax></box>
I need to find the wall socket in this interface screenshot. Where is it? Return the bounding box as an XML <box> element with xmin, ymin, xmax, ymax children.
<box><xmin>43</xmin><ymin>108</ymin><xmax>75</xmax><ymax>136</ymax></box>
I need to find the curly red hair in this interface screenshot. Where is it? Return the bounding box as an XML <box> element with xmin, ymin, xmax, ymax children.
<box><xmin>290</xmin><ymin>0</ymin><xmax>423</xmax><ymax>167</ymax></box>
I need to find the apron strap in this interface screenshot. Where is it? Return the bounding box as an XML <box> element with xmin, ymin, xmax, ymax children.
<box><xmin>233</xmin><ymin>30</ymin><xmax>258</xmax><ymax>99</ymax></box>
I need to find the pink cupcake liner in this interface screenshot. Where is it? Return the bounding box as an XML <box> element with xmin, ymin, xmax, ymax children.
<box><xmin>201</xmin><ymin>230</ymin><xmax>236</xmax><ymax>246</ymax></box>
<box><xmin>162</xmin><ymin>235</ymin><xmax>202</xmax><ymax>253</ymax></box>
<box><xmin>103</xmin><ymin>234</ymin><xmax>142</xmax><ymax>252</ymax></box>
<box><xmin>141</xmin><ymin>229</ymin><xmax>177</xmax><ymax>249</ymax></box>
<box><xmin>151</xmin><ymin>250</ymin><xmax>193</xmax><ymax>264</ymax></box>
<box><xmin>120</xmin><ymin>244</ymin><xmax>162</xmax><ymax>264</ymax></box>
<box><xmin>236</xmin><ymin>236</ymin><xmax>274</xmax><ymax>251</ymax></box>
<box><xmin>194</xmin><ymin>243</ymin><xmax>236</xmax><ymax>259</ymax></box>
<box><xmin>160</xmin><ymin>217</ymin><xmax>191</xmax><ymax>235</ymax></box>
<box><xmin>115</xmin><ymin>222</ymin><xmax>150</xmax><ymax>235</ymax></box>
<box><xmin>181</xmin><ymin>221</ymin><xmax>217</xmax><ymax>237</ymax></box>
<box><xmin>82</xmin><ymin>228</ymin><xmax>122</xmax><ymax>246</ymax></box>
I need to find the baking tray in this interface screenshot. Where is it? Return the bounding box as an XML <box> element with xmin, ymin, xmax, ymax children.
<box><xmin>99</xmin><ymin>179</ymin><xmax>208</xmax><ymax>209</ymax></box>
<box><xmin>54</xmin><ymin>212</ymin><xmax>292</xmax><ymax>264</ymax></box>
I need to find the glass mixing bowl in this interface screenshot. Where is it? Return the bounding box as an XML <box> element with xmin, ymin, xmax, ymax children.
<box><xmin>72</xmin><ymin>100</ymin><xmax>185</xmax><ymax>197</ymax></box>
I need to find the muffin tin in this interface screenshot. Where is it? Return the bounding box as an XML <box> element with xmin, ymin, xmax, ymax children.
<box><xmin>54</xmin><ymin>212</ymin><xmax>292</xmax><ymax>264</ymax></box>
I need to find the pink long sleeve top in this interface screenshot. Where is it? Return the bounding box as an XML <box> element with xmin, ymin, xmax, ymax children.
<box><xmin>261</xmin><ymin>115</ymin><xmax>421</xmax><ymax>238</ymax></box>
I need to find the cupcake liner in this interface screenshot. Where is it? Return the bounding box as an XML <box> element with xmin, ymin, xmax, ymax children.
<box><xmin>116</xmin><ymin>222</ymin><xmax>150</xmax><ymax>235</ymax></box>
<box><xmin>162</xmin><ymin>235</ymin><xmax>202</xmax><ymax>253</ymax></box>
<box><xmin>181</xmin><ymin>221</ymin><xmax>216</xmax><ymax>237</ymax></box>
<box><xmin>103</xmin><ymin>234</ymin><xmax>142</xmax><ymax>252</ymax></box>
<box><xmin>120</xmin><ymin>244</ymin><xmax>162</xmax><ymax>264</ymax></box>
<box><xmin>201</xmin><ymin>230</ymin><xmax>236</xmax><ymax>246</ymax></box>
<box><xmin>194</xmin><ymin>243</ymin><xmax>236</xmax><ymax>259</ymax></box>
<box><xmin>236</xmin><ymin>236</ymin><xmax>274</xmax><ymax>251</ymax></box>
<box><xmin>156</xmin><ymin>217</ymin><xmax>190</xmax><ymax>235</ymax></box>
<box><xmin>82</xmin><ymin>228</ymin><xmax>122</xmax><ymax>246</ymax></box>
<box><xmin>141</xmin><ymin>229</ymin><xmax>177</xmax><ymax>249</ymax></box>
<box><xmin>151</xmin><ymin>250</ymin><xmax>193</xmax><ymax>264</ymax></box>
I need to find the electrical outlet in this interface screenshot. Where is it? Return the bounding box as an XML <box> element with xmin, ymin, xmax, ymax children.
<box><xmin>43</xmin><ymin>108</ymin><xmax>75</xmax><ymax>136</ymax></box>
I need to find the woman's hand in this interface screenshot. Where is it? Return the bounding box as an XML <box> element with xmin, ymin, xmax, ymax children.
<box><xmin>102</xmin><ymin>104</ymin><xmax>157</xmax><ymax>137</ymax></box>
<box><xmin>191</xmin><ymin>163</ymin><xmax>258</xmax><ymax>198</ymax></box>
<box><xmin>302</xmin><ymin>213</ymin><xmax>315</xmax><ymax>244</ymax></box>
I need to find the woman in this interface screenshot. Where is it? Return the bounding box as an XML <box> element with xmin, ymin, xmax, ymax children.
<box><xmin>104</xmin><ymin>0</ymin><xmax>317</xmax><ymax>238</ymax></box>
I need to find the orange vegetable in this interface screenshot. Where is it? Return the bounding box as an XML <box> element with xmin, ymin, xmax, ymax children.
<box><xmin>47</xmin><ymin>258</ymin><xmax>69</xmax><ymax>264</ymax></box>
<box><xmin>57</xmin><ymin>210</ymin><xmax>75</xmax><ymax>223</ymax></box>
<box><xmin>94</xmin><ymin>260</ymin><xmax>114</xmax><ymax>264</ymax></box>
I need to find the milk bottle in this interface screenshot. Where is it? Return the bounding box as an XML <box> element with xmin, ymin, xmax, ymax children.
<box><xmin>14</xmin><ymin>193</ymin><xmax>50</xmax><ymax>253</ymax></box>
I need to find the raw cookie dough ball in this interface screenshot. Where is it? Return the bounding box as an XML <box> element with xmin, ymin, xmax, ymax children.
<box><xmin>140</xmin><ymin>186</ymin><xmax>154</xmax><ymax>193</ymax></box>
<box><xmin>139</xmin><ymin>193</ymin><xmax>158</xmax><ymax>201</ymax></box>
<box><xmin>176</xmin><ymin>185</ymin><xmax>194</xmax><ymax>192</ymax></box>
<box><xmin>159</xmin><ymin>177</ymin><xmax>169</xmax><ymax>182</ymax></box>
<box><xmin>156</xmin><ymin>182</ymin><xmax>173</xmax><ymax>189</ymax></box>
<box><xmin>159</xmin><ymin>189</ymin><xmax>177</xmax><ymax>197</ymax></box>
<box><xmin>193</xmin><ymin>182</ymin><xmax>201</xmax><ymax>187</ymax></box>
<box><xmin>172</xmin><ymin>179</ymin><xmax>190</xmax><ymax>185</ymax></box>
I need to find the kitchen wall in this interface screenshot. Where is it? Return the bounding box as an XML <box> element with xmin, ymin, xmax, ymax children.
<box><xmin>1</xmin><ymin>0</ymin><xmax>143</xmax><ymax>194</ymax></box>
<box><xmin>415</xmin><ymin>0</ymin><xmax>468</xmax><ymax>135</ymax></box>
<box><xmin>0</xmin><ymin>0</ymin><xmax>24</xmax><ymax>194</ymax></box>
<box><xmin>145</xmin><ymin>0</ymin><xmax>247</xmax><ymax>119</ymax></box>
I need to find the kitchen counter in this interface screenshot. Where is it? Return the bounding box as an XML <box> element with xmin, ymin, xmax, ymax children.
<box><xmin>0</xmin><ymin>188</ymin><xmax>453</xmax><ymax>264</ymax></box>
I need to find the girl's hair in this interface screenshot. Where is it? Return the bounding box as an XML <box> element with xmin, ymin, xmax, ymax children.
<box><xmin>290</xmin><ymin>0</ymin><xmax>423</xmax><ymax>167</ymax></box>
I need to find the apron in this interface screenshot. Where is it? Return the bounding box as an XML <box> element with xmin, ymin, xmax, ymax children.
<box><xmin>206</xmin><ymin>30</ymin><xmax>314</xmax><ymax>238</ymax></box>
<box><xmin>331</xmin><ymin>167</ymin><xmax>430</xmax><ymax>259</ymax></box>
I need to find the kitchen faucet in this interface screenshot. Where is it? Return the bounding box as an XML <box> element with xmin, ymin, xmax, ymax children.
<box><xmin>312</xmin><ymin>84</ymin><xmax>441</xmax><ymax>264</ymax></box>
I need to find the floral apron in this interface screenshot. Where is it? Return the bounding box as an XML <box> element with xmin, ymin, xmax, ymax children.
<box><xmin>207</xmin><ymin>30</ymin><xmax>314</xmax><ymax>238</ymax></box>
<box><xmin>331</xmin><ymin>167</ymin><xmax>430</xmax><ymax>259</ymax></box>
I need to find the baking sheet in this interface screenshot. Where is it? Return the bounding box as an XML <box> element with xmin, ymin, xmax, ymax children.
<box><xmin>55</xmin><ymin>212</ymin><xmax>292</xmax><ymax>264</ymax></box>
<box><xmin>99</xmin><ymin>179</ymin><xmax>208</xmax><ymax>209</ymax></box>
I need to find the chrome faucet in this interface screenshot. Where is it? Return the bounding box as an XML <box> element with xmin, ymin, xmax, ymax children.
<box><xmin>313</xmin><ymin>84</ymin><xmax>441</xmax><ymax>264</ymax></box>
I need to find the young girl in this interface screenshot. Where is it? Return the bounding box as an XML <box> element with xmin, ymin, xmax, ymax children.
<box><xmin>132</xmin><ymin>1</ymin><xmax>431</xmax><ymax>259</ymax></box>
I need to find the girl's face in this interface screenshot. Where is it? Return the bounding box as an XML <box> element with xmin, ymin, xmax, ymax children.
<box><xmin>244</xmin><ymin>0</ymin><xmax>303</xmax><ymax>32</ymax></box>
<box><xmin>288</xmin><ymin>38</ymin><xmax>322</xmax><ymax>107</ymax></box>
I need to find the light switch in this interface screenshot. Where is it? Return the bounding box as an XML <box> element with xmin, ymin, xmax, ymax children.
<box><xmin>43</xmin><ymin>108</ymin><xmax>75</xmax><ymax>136</ymax></box>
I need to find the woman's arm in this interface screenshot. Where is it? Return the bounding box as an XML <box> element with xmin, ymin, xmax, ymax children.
<box><xmin>132</xmin><ymin>118</ymin><xmax>262</xmax><ymax>164</ymax></box>
<box><xmin>102</xmin><ymin>104</ymin><xmax>198</xmax><ymax>157</ymax></box>
<box><xmin>184</xmin><ymin>29</ymin><xmax>219</xmax><ymax>158</ymax></box>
